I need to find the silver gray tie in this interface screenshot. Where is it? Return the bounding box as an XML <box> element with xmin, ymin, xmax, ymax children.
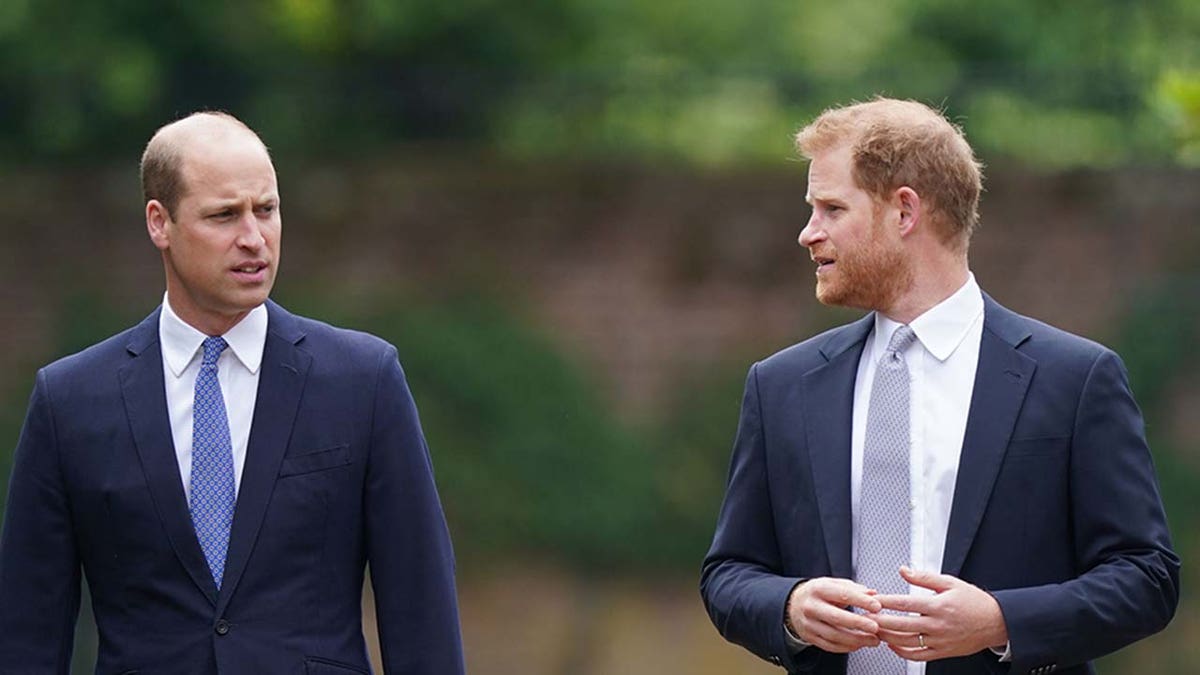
<box><xmin>848</xmin><ymin>325</ymin><xmax>917</xmax><ymax>675</ymax></box>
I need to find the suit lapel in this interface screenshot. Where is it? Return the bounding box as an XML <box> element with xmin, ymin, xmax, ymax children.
<box><xmin>942</xmin><ymin>296</ymin><xmax>1035</xmax><ymax>577</ymax></box>
<box><xmin>801</xmin><ymin>314</ymin><xmax>872</xmax><ymax>578</ymax></box>
<box><xmin>119</xmin><ymin>309</ymin><xmax>219</xmax><ymax>604</ymax></box>
<box><xmin>217</xmin><ymin>303</ymin><xmax>310</xmax><ymax>611</ymax></box>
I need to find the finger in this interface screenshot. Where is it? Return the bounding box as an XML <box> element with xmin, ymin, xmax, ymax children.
<box><xmin>874</xmin><ymin>593</ymin><xmax>936</xmax><ymax>614</ymax></box>
<box><xmin>900</xmin><ymin>566</ymin><xmax>959</xmax><ymax>593</ymax></box>
<box><xmin>803</xmin><ymin>620</ymin><xmax>881</xmax><ymax>653</ymax></box>
<box><xmin>889</xmin><ymin>643</ymin><xmax>938</xmax><ymax>662</ymax></box>
<box><xmin>810</xmin><ymin>602</ymin><xmax>880</xmax><ymax>635</ymax></box>
<box><xmin>810</xmin><ymin>581</ymin><xmax>883</xmax><ymax>614</ymax></box>
<box><xmin>875</xmin><ymin>627</ymin><xmax>921</xmax><ymax>646</ymax></box>
<box><xmin>870</xmin><ymin>611</ymin><xmax>927</xmax><ymax>634</ymax></box>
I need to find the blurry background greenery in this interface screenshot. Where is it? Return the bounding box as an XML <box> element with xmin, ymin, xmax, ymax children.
<box><xmin>2</xmin><ymin>0</ymin><xmax>1200</xmax><ymax>166</ymax></box>
<box><xmin>0</xmin><ymin>1</ymin><xmax>1198</xmax><ymax>673</ymax></box>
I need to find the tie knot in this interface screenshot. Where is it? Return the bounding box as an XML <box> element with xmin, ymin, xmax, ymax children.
<box><xmin>201</xmin><ymin>336</ymin><xmax>228</xmax><ymax>366</ymax></box>
<box><xmin>886</xmin><ymin>325</ymin><xmax>917</xmax><ymax>355</ymax></box>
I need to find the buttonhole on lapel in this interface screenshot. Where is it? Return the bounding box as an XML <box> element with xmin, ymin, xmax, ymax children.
<box><xmin>1004</xmin><ymin>369</ymin><xmax>1022</xmax><ymax>380</ymax></box>
<box><xmin>282</xmin><ymin>363</ymin><xmax>299</xmax><ymax>375</ymax></box>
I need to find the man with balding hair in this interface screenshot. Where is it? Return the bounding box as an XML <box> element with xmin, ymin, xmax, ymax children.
<box><xmin>0</xmin><ymin>112</ymin><xmax>465</xmax><ymax>674</ymax></box>
<box><xmin>701</xmin><ymin>98</ymin><xmax>1178</xmax><ymax>674</ymax></box>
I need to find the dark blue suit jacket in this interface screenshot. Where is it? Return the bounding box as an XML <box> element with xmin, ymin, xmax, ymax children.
<box><xmin>701</xmin><ymin>295</ymin><xmax>1179</xmax><ymax>675</ymax></box>
<box><xmin>0</xmin><ymin>302</ymin><xmax>465</xmax><ymax>674</ymax></box>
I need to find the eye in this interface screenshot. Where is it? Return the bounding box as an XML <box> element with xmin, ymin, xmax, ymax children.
<box><xmin>255</xmin><ymin>203</ymin><xmax>277</xmax><ymax>216</ymax></box>
<box><xmin>209</xmin><ymin>209</ymin><xmax>235</xmax><ymax>220</ymax></box>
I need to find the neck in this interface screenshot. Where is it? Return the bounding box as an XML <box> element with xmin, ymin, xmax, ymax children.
<box><xmin>881</xmin><ymin>253</ymin><xmax>969</xmax><ymax>324</ymax></box>
<box><xmin>164</xmin><ymin>293</ymin><xmax>249</xmax><ymax>337</ymax></box>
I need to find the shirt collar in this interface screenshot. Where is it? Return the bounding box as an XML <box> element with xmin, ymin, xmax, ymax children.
<box><xmin>158</xmin><ymin>293</ymin><xmax>268</xmax><ymax>378</ymax></box>
<box><xmin>871</xmin><ymin>272</ymin><xmax>984</xmax><ymax>363</ymax></box>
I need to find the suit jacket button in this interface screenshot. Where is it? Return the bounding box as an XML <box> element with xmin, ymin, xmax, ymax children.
<box><xmin>215</xmin><ymin>619</ymin><xmax>231</xmax><ymax>636</ymax></box>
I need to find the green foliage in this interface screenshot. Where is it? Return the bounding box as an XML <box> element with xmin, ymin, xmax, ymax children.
<box><xmin>1098</xmin><ymin>277</ymin><xmax>1200</xmax><ymax>674</ymax></box>
<box><xmin>645</xmin><ymin>362</ymin><xmax>752</xmax><ymax>565</ymax></box>
<box><xmin>1112</xmin><ymin>281</ymin><xmax>1199</xmax><ymax>413</ymax></box>
<box><xmin>1</xmin><ymin>0</ymin><xmax>1198</xmax><ymax>166</ymax></box>
<box><xmin>1154</xmin><ymin>69</ymin><xmax>1200</xmax><ymax>164</ymax></box>
<box><xmin>287</xmin><ymin>292</ymin><xmax>690</xmax><ymax>572</ymax></box>
<box><xmin>309</xmin><ymin>292</ymin><xmax>772</xmax><ymax>574</ymax></box>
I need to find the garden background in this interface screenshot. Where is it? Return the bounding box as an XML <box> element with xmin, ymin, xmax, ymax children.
<box><xmin>1</xmin><ymin>1</ymin><xmax>1198</xmax><ymax>672</ymax></box>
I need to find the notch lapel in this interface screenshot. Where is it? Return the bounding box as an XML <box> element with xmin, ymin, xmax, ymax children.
<box><xmin>942</xmin><ymin>296</ymin><xmax>1035</xmax><ymax>577</ymax></box>
<box><xmin>119</xmin><ymin>309</ymin><xmax>219</xmax><ymax>604</ymax></box>
<box><xmin>216</xmin><ymin>304</ymin><xmax>310</xmax><ymax>612</ymax></box>
<box><xmin>801</xmin><ymin>315</ymin><xmax>872</xmax><ymax>579</ymax></box>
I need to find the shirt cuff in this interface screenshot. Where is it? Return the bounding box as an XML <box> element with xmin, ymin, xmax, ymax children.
<box><xmin>784</xmin><ymin>621</ymin><xmax>811</xmax><ymax>652</ymax></box>
<box><xmin>783</xmin><ymin>580</ymin><xmax>811</xmax><ymax>654</ymax></box>
<box><xmin>989</xmin><ymin>642</ymin><xmax>1012</xmax><ymax>662</ymax></box>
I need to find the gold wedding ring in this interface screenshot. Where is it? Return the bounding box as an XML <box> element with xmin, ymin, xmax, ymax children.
<box><xmin>918</xmin><ymin>634</ymin><xmax>926</xmax><ymax>649</ymax></box>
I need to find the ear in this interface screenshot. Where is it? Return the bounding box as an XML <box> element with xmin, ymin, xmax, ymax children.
<box><xmin>146</xmin><ymin>200</ymin><xmax>172</xmax><ymax>251</ymax></box>
<box><xmin>893</xmin><ymin>186</ymin><xmax>921</xmax><ymax>238</ymax></box>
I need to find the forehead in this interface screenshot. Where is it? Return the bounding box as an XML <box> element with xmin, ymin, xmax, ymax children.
<box><xmin>178</xmin><ymin>132</ymin><xmax>277</xmax><ymax>201</ymax></box>
<box><xmin>805</xmin><ymin>144</ymin><xmax>858</xmax><ymax>202</ymax></box>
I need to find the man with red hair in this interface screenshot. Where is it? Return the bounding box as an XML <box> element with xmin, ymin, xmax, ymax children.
<box><xmin>701</xmin><ymin>98</ymin><xmax>1178</xmax><ymax>675</ymax></box>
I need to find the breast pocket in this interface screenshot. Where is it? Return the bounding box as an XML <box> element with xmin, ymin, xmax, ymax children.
<box><xmin>278</xmin><ymin>444</ymin><xmax>352</xmax><ymax>478</ymax></box>
<box><xmin>257</xmin><ymin>446</ymin><xmax>352</xmax><ymax>570</ymax></box>
<box><xmin>305</xmin><ymin>657</ymin><xmax>368</xmax><ymax>674</ymax></box>
<box><xmin>1006</xmin><ymin>435</ymin><xmax>1070</xmax><ymax>457</ymax></box>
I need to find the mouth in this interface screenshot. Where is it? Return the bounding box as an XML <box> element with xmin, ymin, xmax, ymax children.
<box><xmin>812</xmin><ymin>255</ymin><xmax>836</xmax><ymax>274</ymax></box>
<box><xmin>230</xmin><ymin>261</ymin><xmax>269</xmax><ymax>282</ymax></box>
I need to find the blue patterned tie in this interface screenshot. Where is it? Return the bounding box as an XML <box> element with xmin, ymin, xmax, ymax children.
<box><xmin>190</xmin><ymin>336</ymin><xmax>235</xmax><ymax>589</ymax></box>
<box><xmin>849</xmin><ymin>325</ymin><xmax>918</xmax><ymax>675</ymax></box>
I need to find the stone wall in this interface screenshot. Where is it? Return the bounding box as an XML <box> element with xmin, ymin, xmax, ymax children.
<box><xmin>3</xmin><ymin>158</ymin><xmax>1196</xmax><ymax>422</ymax></box>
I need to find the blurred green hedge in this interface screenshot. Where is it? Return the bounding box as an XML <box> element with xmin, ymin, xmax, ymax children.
<box><xmin>2</xmin><ymin>0</ymin><xmax>1199</xmax><ymax>166</ymax></box>
<box><xmin>287</xmin><ymin>291</ymin><xmax>744</xmax><ymax>574</ymax></box>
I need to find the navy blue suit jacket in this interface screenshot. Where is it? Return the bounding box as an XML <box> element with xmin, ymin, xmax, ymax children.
<box><xmin>0</xmin><ymin>302</ymin><xmax>465</xmax><ymax>674</ymax></box>
<box><xmin>701</xmin><ymin>295</ymin><xmax>1179</xmax><ymax>675</ymax></box>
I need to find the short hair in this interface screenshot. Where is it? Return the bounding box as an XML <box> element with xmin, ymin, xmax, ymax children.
<box><xmin>795</xmin><ymin>98</ymin><xmax>983</xmax><ymax>248</ymax></box>
<box><xmin>140</xmin><ymin>111</ymin><xmax>263</xmax><ymax>217</ymax></box>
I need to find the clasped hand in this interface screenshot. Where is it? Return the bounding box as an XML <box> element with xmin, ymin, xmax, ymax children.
<box><xmin>785</xmin><ymin>566</ymin><xmax>1008</xmax><ymax>661</ymax></box>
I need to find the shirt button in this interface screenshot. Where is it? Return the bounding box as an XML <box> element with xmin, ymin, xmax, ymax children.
<box><xmin>215</xmin><ymin>619</ymin><xmax>231</xmax><ymax>636</ymax></box>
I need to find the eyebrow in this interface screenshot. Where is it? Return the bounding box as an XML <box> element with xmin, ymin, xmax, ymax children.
<box><xmin>806</xmin><ymin>193</ymin><xmax>845</xmax><ymax>206</ymax></box>
<box><xmin>203</xmin><ymin>193</ymin><xmax>278</xmax><ymax>208</ymax></box>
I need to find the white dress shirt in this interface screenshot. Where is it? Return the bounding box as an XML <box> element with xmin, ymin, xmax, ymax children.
<box><xmin>159</xmin><ymin>295</ymin><xmax>267</xmax><ymax>501</ymax></box>
<box><xmin>849</xmin><ymin>273</ymin><xmax>984</xmax><ymax>675</ymax></box>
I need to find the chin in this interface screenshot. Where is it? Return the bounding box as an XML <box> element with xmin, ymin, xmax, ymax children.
<box><xmin>236</xmin><ymin>287</ymin><xmax>272</xmax><ymax>307</ymax></box>
<box><xmin>816</xmin><ymin>286</ymin><xmax>874</xmax><ymax>312</ymax></box>
<box><xmin>815</xmin><ymin>283</ymin><xmax>847</xmax><ymax>307</ymax></box>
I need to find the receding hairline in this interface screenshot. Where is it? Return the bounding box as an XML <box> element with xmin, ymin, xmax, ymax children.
<box><xmin>140</xmin><ymin>111</ymin><xmax>271</xmax><ymax>214</ymax></box>
<box><xmin>143</xmin><ymin>112</ymin><xmax>267</xmax><ymax>167</ymax></box>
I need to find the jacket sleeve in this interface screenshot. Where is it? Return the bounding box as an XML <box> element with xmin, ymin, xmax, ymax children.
<box><xmin>992</xmin><ymin>350</ymin><xmax>1180</xmax><ymax>673</ymax></box>
<box><xmin>364</xmin><ymin>347</ymin><xmax>466</xmax><ymax>675</ymax></box>
<box><xmin>0</xmin><ymin>369</ymin><xmax>81</xmax><ymax>673</ymax></box>
<box><xmin>700</xmin><ymin>363</ymin><xmax>815</xmax><ymax>673</ymax></box>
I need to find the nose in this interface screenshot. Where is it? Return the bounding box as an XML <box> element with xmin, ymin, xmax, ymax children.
<box><xmin>236</xmin><ymin>213</ymin><xmax>266</xmax><ymax>250</ymax></box>
<box><xmin>798</xmin><ymin>213</ymin><xmax>824</xmax><ymax>248</ymax></box>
